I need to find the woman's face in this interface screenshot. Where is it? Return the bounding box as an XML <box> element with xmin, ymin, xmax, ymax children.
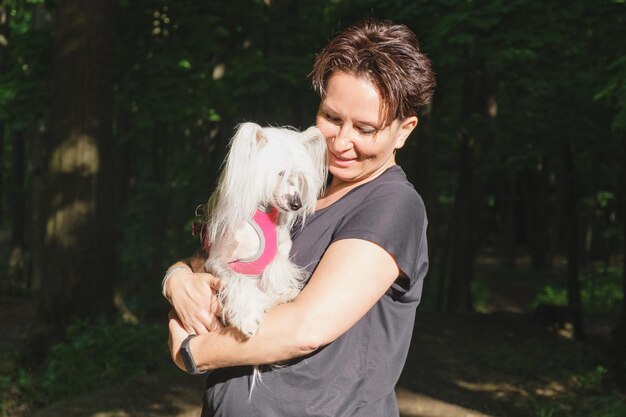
<box><xmin>315</xmin><ymin>71</ymin><xmax>417</xmax><ymax>187</ymax></box>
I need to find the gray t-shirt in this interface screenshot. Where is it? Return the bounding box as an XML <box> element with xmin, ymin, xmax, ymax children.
<box><xmin>202</xmin><ymin>165</ymin><xmax>428</xmax><ymax>417</ymax></box>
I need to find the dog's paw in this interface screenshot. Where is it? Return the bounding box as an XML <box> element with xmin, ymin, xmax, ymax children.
<box><xmin>276</xmin><ymin>287</ymin><xmax>300</xmax><ymax>304</ymax></box>
<box><xmin>238</xmin><ymin>315</ymin><xmax>263</xmax><ymax>337</ymax></box>
<box><xmin>227</xmin><ymin>305</ymin><xmax>266</xmax><ymax>337</ymax></box>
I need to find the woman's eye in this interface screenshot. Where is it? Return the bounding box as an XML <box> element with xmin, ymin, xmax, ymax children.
<box><xmin>323</xmin><ymin>112</ymin><xmax>341</xmax><ymax>124</ymax></box>
<box><xmin>357</xmin><ymin>127</ymin><xmax>377</xmax><ymax>135</ymax></box>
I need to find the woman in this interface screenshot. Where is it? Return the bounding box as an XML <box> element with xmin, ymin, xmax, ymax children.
<box><xmin>164</xmin><ymin>18</ymin><xmax>435</xmax><ymax>417</ymax></box>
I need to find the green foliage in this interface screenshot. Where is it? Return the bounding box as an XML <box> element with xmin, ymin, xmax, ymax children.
<box><xmin>0</xmin><ymin>346</ymin><xmax>24</xmax><ymax>413</ymax></box>
<box><xmin>471</xmin><ymin>278</ymin><xmax>490</xmax><ymax>313</ymax></box>
<box><xmin>38</xmin><ymin>318</ymin><xmax>170</xmax><ymax>402</ymax></box>
<box><xmin>577</xmin><ymin>365</ymin><xmax>608</xmax><ymax>389</ymax></box>
<box><xmin>0</xmin><ymin>317</ymin><xmax>172</xmax><ymax>412</ymax></box>
<box><xmin>529</xmin><ymin>399</ymin><xmax>558</xmax><ymax>417</ymax></box>
<box><xmin>581</xmin><ymin>266</ymin><xmax>624</xmax><ymax>315</ymax></box>
<box><xmin>533</xmin><ymin>285</ymin><xmax>569</xmax><ymax>308</ymax></box>
<box><xmin>0</xmin><ymin>0</ymin><xmax>51</xmax><ymax>129</ymax></box>
<box><xmin>595</xmin><ymin>56</ymin><xmax>626</xmax><ymax>131</ymax></box>
<box><xmin>532</xmin><ymin>265</ymin><xmax>623</xmax><ymax>315</ymax></box>
<box><xmin>581</xmin><ymin>395</ymin><xmax>626</xmax><ymax>417</ymax></box>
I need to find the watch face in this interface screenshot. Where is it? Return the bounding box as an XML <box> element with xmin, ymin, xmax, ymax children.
<box><xmin>181</xmin><ymin>340</ymin><xmax>196</xmax><ymax>373</ymax></box>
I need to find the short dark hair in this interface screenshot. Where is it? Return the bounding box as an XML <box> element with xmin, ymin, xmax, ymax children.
<box><xmin>311</xmin><ymin>19</ymin><xmax>436</xmax><ymax>125</ymax></box>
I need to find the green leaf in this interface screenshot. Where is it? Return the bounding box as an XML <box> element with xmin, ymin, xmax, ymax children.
<box><xmin>178</xmin><ymin>59</ymin><xmax>192</xmax><ymax>70</ymax></box>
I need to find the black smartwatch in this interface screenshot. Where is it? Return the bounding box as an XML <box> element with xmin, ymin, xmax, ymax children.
<box><xmin>180</xmin><ymin>334</ymin><xmax>207</xmax><ymax>375</ymax></box>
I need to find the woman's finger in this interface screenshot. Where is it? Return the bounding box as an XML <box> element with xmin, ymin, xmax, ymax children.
<box><xmin>209</xmin><ymin>319</ymin><xmax>224</xmax><ymax>333</ymax></box>
<box><xmin>193</xmin><ymin>320</ymin><xmax>210</xmax><ymax>335</ymax></box>
<box><xmin>203</xmin><ymin>274</ymin><xmax>222</xmax><ymax>291</ymax></box>
<box><xmin>168</xmin><ymin>309</ymin><xmax>178</xmax><ymax>320</ymax></box>
<box><xmin>182</xmin><ymin>316</ymin><xmax>207</xmax><ymax>335</ymax></box>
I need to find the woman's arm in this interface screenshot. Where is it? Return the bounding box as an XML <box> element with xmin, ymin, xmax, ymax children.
<box><xmin>169</xmin><ymin>237</ymin><xmax>400</xmax><ymax>370</ymax></box>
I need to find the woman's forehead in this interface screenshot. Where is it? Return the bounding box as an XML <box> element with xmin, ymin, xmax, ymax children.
<box><xmin>322</xmin><ymin>72</ymin><xmax>383</xmax><ymax>124</ymax></box>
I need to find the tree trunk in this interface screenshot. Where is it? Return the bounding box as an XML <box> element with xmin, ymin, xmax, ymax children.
<box><xmin>25</xmin><ymin>0</ymin><xmax>52</xmax><ymax>293</ymax></box>
<box><xmin>0</xmin><ymin>123</ymin><xmax>5</xmax><ymax>237</ymax></box>
<box><xmin>0</xmin><ymin>5</ymin><xmax>9</xmax><ymax>239</ymax></box>
<box><xmin>521</xmin><ymin>164</ymin><xmax>552</xmax><ymax>270</ymax></box>
<box><xmin>562</xmin><ymin>143</ymin><xmax>585</xmax><ymax>340</ymax></box>
<box><xmin>29</xmin><ymin>131</ymin><xmax>45</xmax><ymax>291</ymax></box>
<box><xmin>436</xmin><ymin>209</ymin><xmax>454</xmax><ymax>311</ymax></box>
<box><xmin>447</xmin><ymin>131</ymin><xmax>475</xmax><ymax>312</ymax></box>
<box><xmin>32</xmin><ymin>0</ymin><xmax>116</xmax><ymax>351</ymax></box>
<box><xmin>446</xmin><ymin>48</ymin><xmax>494</xmax><ymax>313</ymax></box>
<box><xmin>10</xmin><ymin>131</ymin><xmax>25</xmax><ymax>245</ymax></box>
<box><xmin>500</xmin><ymin>175</ymin><xmax>517</xmax><ymax>269</ymax></box>
<box><xmin>613</xmin><ymin>131</ymin><xmax>626</xmax><ymax>378</ymax></box>
<box><xmin>8</xmin><ymin>131</ymin><xmax>26</xmax><ymax>287</ymax></box>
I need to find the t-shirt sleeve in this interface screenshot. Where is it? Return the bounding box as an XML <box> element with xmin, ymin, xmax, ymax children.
<box><xmin>330</xmin><ymin>180</ymin><xmax>428</xmax><ymax>290</ymax></box>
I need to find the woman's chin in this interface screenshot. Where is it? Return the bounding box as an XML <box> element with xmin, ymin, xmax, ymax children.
<box><xmin>328</xmin><ymin>165</ymin><xmax>353</xmax><ymax>181</ymax></box>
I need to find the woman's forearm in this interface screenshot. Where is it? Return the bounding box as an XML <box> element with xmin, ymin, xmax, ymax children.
<box><xmin>192</xmin><ymin>301</ymin><xmax>320</xmax><ymax>370</ymax></box>
<box><xmin>190</xmin><ymin>238</ymin><xmax>400</xmax><ymax>369</ymax></box>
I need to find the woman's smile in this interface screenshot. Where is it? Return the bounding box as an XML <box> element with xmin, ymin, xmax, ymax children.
<box><xmin>328</xmin><ymin>151</ymin><xmax>357</xmax><ymax>168</ymax></box>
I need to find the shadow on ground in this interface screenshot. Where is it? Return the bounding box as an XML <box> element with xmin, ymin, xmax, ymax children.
<box><xmin>32</xmin><ymin>373</ymin><xmax>207</xmax><ymax>417</ymax></box>
<box><xmin>398</xmin><ymin>310</ymin><xmax>622</xmax><ymax>417</ymax></box>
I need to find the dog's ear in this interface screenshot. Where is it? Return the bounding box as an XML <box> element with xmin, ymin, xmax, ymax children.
<box><xmin>255</xmin><ymin>129</ymin><xmax>267</xmax><ymax>146</ymax></box>
<box><xmin>220</xmin><ymin>122</ymin><xmax>265</xmax><ymax>217</ymax></box>
<box><xmin>302</xmin><ymin>126</ymin><xmax>328</xmax><ymax>188</ymax></box>
<box><xmin>302</xmin><ymin>125</ymin><xmax>325</xmax><ymax>145</ymax></box>
<box><xmin>230</xmin><ymin>122</ymin><xmax>264</xmax><ymax>159</ymax></box>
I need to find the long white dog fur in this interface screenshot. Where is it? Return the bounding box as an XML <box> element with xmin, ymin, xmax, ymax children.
<box><xmin>203</xmin><ymin>122</ymin><xmax>327</xmax><ymax>337</ymax></box>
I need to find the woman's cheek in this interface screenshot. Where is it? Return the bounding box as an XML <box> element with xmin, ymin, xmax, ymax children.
<box><xmin>315</xmin><ymin>118</ymin><xmax>335</xmax><ymax>142</ymax></box>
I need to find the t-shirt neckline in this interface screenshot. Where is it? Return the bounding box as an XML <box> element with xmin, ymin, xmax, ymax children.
<box><xmin>314</xmin><ymin>165</ymin><xmax>402</xmax><ymax>214</ymax></box>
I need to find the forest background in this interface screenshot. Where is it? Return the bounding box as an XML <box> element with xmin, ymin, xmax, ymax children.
<box><xmin>1</xmin><ymin>0</ymin><xmax>625</xmax><ymax>416</ymax></box>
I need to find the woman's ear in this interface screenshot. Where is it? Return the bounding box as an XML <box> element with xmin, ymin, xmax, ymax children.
<box><xmin>394</xmin><ymin>116</ymin><xmax>418</xmax><ymax>150</ymax></box>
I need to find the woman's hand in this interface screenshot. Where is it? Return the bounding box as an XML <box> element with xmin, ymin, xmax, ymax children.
<box><xmin>166</xmin><ymin>266</ymin><xmax>223</xmax><ymax>334</ymax></box>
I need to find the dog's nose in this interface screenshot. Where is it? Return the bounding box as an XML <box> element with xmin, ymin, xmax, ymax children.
<box><xmin>288</xmin><ymin>195</ymin><xmax>302</xmax><ymax>211</ymax></box>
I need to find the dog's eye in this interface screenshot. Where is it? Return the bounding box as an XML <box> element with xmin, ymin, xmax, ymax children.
<box><xmin>278</xmin><ymin>171</ymin><xmax>285</xmax><ymax>177</ymax></box>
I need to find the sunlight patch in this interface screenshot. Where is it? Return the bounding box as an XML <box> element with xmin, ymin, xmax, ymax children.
<box><xmin>396</xmin><ymin>386</ymin><xmax>494</xmax><ymax>417</ymax></box>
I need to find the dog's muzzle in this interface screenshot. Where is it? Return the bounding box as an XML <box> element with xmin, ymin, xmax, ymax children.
<box><xmin>288</xmin><ymin>195</ymin><xmax>302</xmax><ymax>211</ymax></box>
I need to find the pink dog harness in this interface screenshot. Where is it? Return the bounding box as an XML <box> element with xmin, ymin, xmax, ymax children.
<box><xmin>229</xmin><ymin>207</ymin><xmax>278</xmax><ymax>275</ymax></box>
<box><xmin>200</xmin><ymin>207</ymin><xmax>279</xmax><ymax>276</ymax></box>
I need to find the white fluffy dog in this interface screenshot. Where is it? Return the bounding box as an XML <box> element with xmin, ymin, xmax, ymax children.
<box><xmin>201</xmin><ymin>122</ymin><xmax>327</xmax><ymax>337</ymax></box>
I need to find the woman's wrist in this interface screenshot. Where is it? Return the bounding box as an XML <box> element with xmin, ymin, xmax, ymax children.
<box><xmin>189</xmin><ymin>333</ymin><xmax>213</xmax><ymax>372</ymax></box>
<box><xmin>192</xmin><ymin>328</ymin><xmax>246</xmax><ymax>371</ymax></box>
<box><xmin>162</xmin><ymin>263</ymin><xmax>192</xmax><ymax>302</ymax></box>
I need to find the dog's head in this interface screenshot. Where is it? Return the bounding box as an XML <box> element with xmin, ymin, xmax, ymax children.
<box><xmin>220</xmin><ymin>123</ymin><xmax>327</xmax><ymax>220</ymax></box>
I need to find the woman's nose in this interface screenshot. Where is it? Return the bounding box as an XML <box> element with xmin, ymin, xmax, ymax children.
<box><xmin>331</xmin><ymin>125</ymin><xmax>353</xmax><ymax>152</ymax></box>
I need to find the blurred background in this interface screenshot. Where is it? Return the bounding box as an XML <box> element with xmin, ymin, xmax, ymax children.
<box><xmin>0</xmin><ymin>0</ymin><xmax>625</xmax><ymax>416</ymax></box>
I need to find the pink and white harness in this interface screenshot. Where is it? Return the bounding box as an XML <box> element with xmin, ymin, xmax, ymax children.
<box><xmin>202</xmin><ymin>207</ymin><xmax>279</xmax><ymax>276</ymax></box>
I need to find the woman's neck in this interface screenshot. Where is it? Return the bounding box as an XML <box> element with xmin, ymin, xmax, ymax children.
<box><xmin>316</xmin><ymin>180</ymin><xmax>355</xmax><ymax>210</ymax></box>
<box><xmin>316</xmin><ymin>164</ymin><xmax>396</xmax><ymax>210</ymax></box>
